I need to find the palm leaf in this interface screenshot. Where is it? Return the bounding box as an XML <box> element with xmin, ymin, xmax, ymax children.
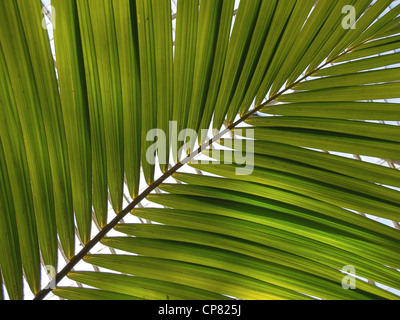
<box><xmin>0</xmin><ymin>0</ymin><xmax>399</xmax><ymax>300</ymax></box>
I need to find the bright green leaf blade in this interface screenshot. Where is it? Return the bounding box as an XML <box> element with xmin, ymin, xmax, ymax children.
<box><xmin>136</xmin><ymin>0</ymin><xmax>157</xmax><ymax>183</ymax></box>
<box><xmin>67</xmin><ymin>271</ymin><xmax>228</xmax><ymax>300</ymax></box>
<box><xmin>0</xmin><ymin>0</ymin><xmax>57</xmax><ymax>267</ymax></box>
<box><xmin>294</xmin><ymin>68</ymin><xmax>400</xmax><ymax>91</ymax></box>
<box><xmin>114</xmin><ymin>224</ymin><xmax>354</xmax><ymax>288</ymax></box>
<box><xmin>269</xmin><ymin>0</ymin><xmax>337</xmax><ymax>97</ymax></box>
<box><xmin>350</xmin><ymin>4</ymin><xmax>400</xmax><ymax>50</ymax></box>
<box><xmin>211</xmin><ymin>0</ymin><xmax>262</xmax><ymax>130</ymax></box>
<box><xmin>305</xmin><ymin>0</ymin><xmax>371</xmax><ymax>74</ymax></box>
<box><xmin>186</xmin><ymin>0</ymin><xmax>225</xmax><ymax>153</ymax></box>
<box><xmin>102</xmin><ymin>236</ymin><xmax>390</xmax><ymax>300</ymax></box>
<box><xmin>0</xmin><ymin>142</ymin><xmax>23</xmax><ymax>300</ymax></box>
<box><xmin>0</xmin><ymin>43</ymin><xmax>41</xmax><ymax>295</ymax></box>
<box><xmin>17</xmin><ymin>0</ymin><xmax>75</xmax><ymax>259</ymax></box>
<box><xmin>53</xmin><ymin>0</ymin><xmax>92</xmax><ymax>244</ymax></box>
<box><xmin>84</xmin><ymin>254</ymin><xmax>312</xmax><ymax>300</ymax></box>
<box><xmin>218</xmin><ymin>139</ymin><xmax>400</xmax><ymax>189</ymax></box>
<box><xmin>147</xmin><ymin>191</ymin><xmax>400</xmax><ymax>269</ymax></box>
<box><xmin>152</xmin><ymin>0</ymin><xmax>173</xmax><ymax>173</ymax></box>
<box><xmin>254</xmin><ymin>0</ymin><xmax>315</xmax><ymax>105</ymax></box>
<box><xmin>131</xmin><ymin>208</ymin><xmax>400</xmax><ymax>292</ymax></box>
<box><xmin>334</xmin><ymin>40</ymin><xmax>400</xmax><ymax>63</ymax></box>
<box><xmin>188</xmin><ymin>158</ymin><xmax>400</xmax><ymax>222</ymax></box>
<box><xmin>172</xmin><ymin>0</ymin><xmax>198</xmax><ymax>161</ymax></box>
<box><xmin>328</xmin><ymin>0</ymin><xmax>394</xmax><ymax>61</ymax></box>
<box><xmin>164</xmin><ymin>174</ymin><xmax>400</xmax><ymax>250</ymax></box>
<box><xmin>245</xmin><ymin>116</ymin><xmax>400</xmax><ymax>143</ymax></box>
<box><xmin>116</xmin><ymin>0</ymin><xmax>142</xmax><ymax>198</ymax></box>
<box><xmin>225</xmin><ymin>0</ymin><xmax>279</xmax><ymax>123</ymax></box>
<box><xmin>87</xmin><ymin>0</ymin><xmax>124</xmax><ymax>212</ymax></box>
<box><xmin>76</xmin><ymin>0</ymin><xmax>108</xmax><ymax>226</ymax></box>
<box><xmin>286</xmin><ymin>0</ymin><xmax>358</xmax><ymax>87</ymax></box>
<box><xmin>172</xmin><ymin>170</ymin><xmax>400</xmax><ymax>242</ymax></box>
<box><xmin>250</xmin><ymin>126</ymin><xmax>400</xmax><ymax>160</ymax></box>
<box><xmin>54</xmin><ymin>287</ymin><xmax>142</xmax><ymax>300</ymax></box>
<box><xmin>197</xmin><ymin>0</ymin><xmax>237</xmax><ymax>139</ymax></box>
<box><xmin>314</xmin><ymin>52</ymin><xmax>400</xmax><ymax>77</ymax></box>
<box><xmin>276</xmin><ymin>83</ymin><xmax>400</xmax><ymax>102</ymax></box>
<box><xmin>260</xmin><ymin>101</ymin><xmax>400</xmax><ymax>121</ymax></box>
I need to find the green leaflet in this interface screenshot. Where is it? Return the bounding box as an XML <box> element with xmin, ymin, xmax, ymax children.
<box><xmin>197</xmin><ymin>0</ymin><xmax>235</xmax><ymax>142</ymax></box>
<box><xmin>172</xmin><ymin>170</ymin><xmax>400</xmax><ymax>242</ymax></box>
<box><xmin>286</xmin><ymin>0</ymin><xmax>358</xmax><ymax>86</ymax></box>
<box><xmin>0</xmin><ymin>41</ymin><xmax>40</xmax><ymax>295</ymax></box>
<box><xmin>54</xmin><ymin>287</ymin><xmax>141</xmax><ymax>300</ymax></box>
<box><xmin>87</xmin><ymin>0</ymin><xmax>124</xmax><ymax>213</ymax></box>
<box><xmin>225</xmin><ymin>0</ymin><xmax>279</xmax><ymax>123</ymax></box>
<box><xmin>136</xmin><ymin>0</ymin><xmax>158</xmax><ymax>184</ymax></box>
<box><xmin>276</xmin><ymin>83</ymin><xmax>400</xmax><ymax>102</ymax></box>
<box><xmin>53</xmin><ymin>0</ymin><xmax>92</xmax><ymax>244</ymax></box>
<box><xmin>249</xmin><ymin>126</ymin><xmax>400</xmax><ymax>160</ymax></box>
<box><xmin>349</xmin><ymin>3</ymin><xmax>400</xmax><ymax>50</ymax></box>
<box><xmin>0</xmin><ymin>141</ymin><xmax>22</xmax><ymax>300</ymax></box>
<box><xmin>130</xmin><ymin>208</ymin><xmax>400</xmax><ymax>292</ymax></box>
<box><xmin>84</xmin><ymin>254</ymin><xmax>312</xmax><ymax>300</ymax></box>
<box><xmin>255</xmin><ymin>0</ymin><xmax>315</xmax><ymax>105</ymax></box>
<box><xmin>294</xmin><ymin>68</ymin><xmax>400</xmax><ymax>91</ymax></box>
<box><xmin>245</xmin><ymin>116</ymin><xmax>400</xmax><ymax>143</ymax></box>
<box><xmin>218</xmin><ymin>139</ymin><xmax>400</xmax><ymax>189</ymax></box>
<box><xmin>327</xmin><ymin>0</ymin><xmax>394</xmax><ymax>61</ymax></box>
<box><xmin>17</xmin><ymin>0</ymin><xmax>75</xmax><ymax>259</ymax></box>
<box><xmin>2</xmin><ymin>0</ymin><xmax>400</xmax><ymax>301</ymax></box>
<box><xmin>76</xmin><ymin>0</ymin><xmax>108</xmax><ymax>226</ymax></box>
<box><xmin>65</xmin><ymin>271</ymin><xmax>228</xmax><ymax>300</ymax></box>
<box><xmin>305</xmin><ymin>0</ymin><xmax>369</xmax><ymax>74</ymax></box>
<box><xmin>102</xmin><ymin>236</ymin><xmax>393</xmax><ymax>300</ymax></box>
<box><xmin>0</xmin><ymin>0</ymin><xmax>58</xmax><ymax>269</ymax></box>
<box><xmin>314</xmin><ymin>52</ymin><xmax>400</xmax><ymax>76</ymax></box>
<box><xmin>186</xmin><ymin>0</ymin><xmax>224</xmax><ymax>153</ymax></box>
<box><xmin>269</xmin><ymin>0</ymin><xmax>337</xmax><ymax>97</ymax></box>
<box><xmin>187</xmin><ymin>160</ymin><xmax>400</xmax><ymax>224</ymax></box>
<box><xmin>147</xmin><ymin>191</ymin><xmax>400</xmax><ymax>269</ymax></box>
<box><xmin>152</xmin><ymin>0</ymin><xmax>173</xmax><ymax>173</ymax></box>
<box><xmin>166</xmin><ymin>171</ymin><xmax>400</xmax><ymax>248</ymax></box>
<box><xmin>260</xmin><ymin>101</ymin><xmax>400</xmax><ymax>121</ymax></box>
<box><xmin>172</xmin><ymin>0</ymin><xmax>198</xmax><ymax>161</ymax></box>
<box><xmin>211</xmin><ymin>0</ymin><xmax>262</xmax><ymax>130</ymax></box>
<box><xmin>334</xmin><ymin>38</ymin><xmax>400</xmax><ymax>63</ymax></box>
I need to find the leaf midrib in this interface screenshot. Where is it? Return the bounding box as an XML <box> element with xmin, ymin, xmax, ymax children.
<box><xmin>32</xmin><ymin>51</ymin><xmax>349</xmax><ymax>300</ymax></box>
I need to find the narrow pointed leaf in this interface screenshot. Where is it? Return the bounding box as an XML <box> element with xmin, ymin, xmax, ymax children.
<box><xmin>0</xmin><ymin>0</ymin><xmax>57</xmax><ymax>267</ymax></box>
<box><xmin>260</xmin><ymin>101</ymin><xmax>400</xmax><ymax>121</ymax></box>
<box><xmin>0</xmin><ymin>43</ymin><xmax>40</xmax><ymax>295</ymax></box>
<box><xmin>87</xmin><ymin>0</ymin><xmax>124</xmax><ymax>212</ymax></box>
<box><xmin>172</xmin><ymin>0</ymin><xmax>198</xmax><ymax>161</ymax></box>
<box><xmin>53</xmin><ymin>0</ymin><xmax>92</xmax><ymax>244</ymax></box>
<box><xmin>0</xmin><ymin>143</ymin><xmax>22</xmax><ymax>300</ymax></box>
<box><xmin>212</xmin><ymin>0</ymin><xmax>262</xmax><ymax>130</ymax></box>
<box><xmin>152</xmin><ymin>0</ymin><xmax>173</xmax><ymax>173</ymax></box>
<box><xmin>66</xmin><ymin>271</ymin><xmax>227</xmax><ymax>300</ymax></box>
<box><xmin>136</xmin><ymin>0</ymin><xmax>157</xmax><ymax>183</ymax></box>
<box><xmin>76</xmin><ymin>0</ymin><xmax>108</xmax><ymax>226</ymax></box>
<box><xmin>54</xmin><ymin>287</ymin><xmax>141</xmax><ymax>300</ymax></box>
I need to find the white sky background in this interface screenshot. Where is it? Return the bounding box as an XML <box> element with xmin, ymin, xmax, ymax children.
<box><xmin>6</xmin><ymin>0</ymin><xmax>399</xmax><ymax>300</ymax></box>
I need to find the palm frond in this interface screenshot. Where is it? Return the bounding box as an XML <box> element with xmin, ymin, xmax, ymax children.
<box><xmin>0</xmin><ymin>0</ymin><xmax>399</xmax><ymax>300</ymax></box>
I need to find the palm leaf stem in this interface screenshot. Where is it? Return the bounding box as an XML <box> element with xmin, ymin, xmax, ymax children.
<box><xmin>33</xmin><ymin>53</ymin><xmax>355</xmax><ymax>300</ymax></box>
